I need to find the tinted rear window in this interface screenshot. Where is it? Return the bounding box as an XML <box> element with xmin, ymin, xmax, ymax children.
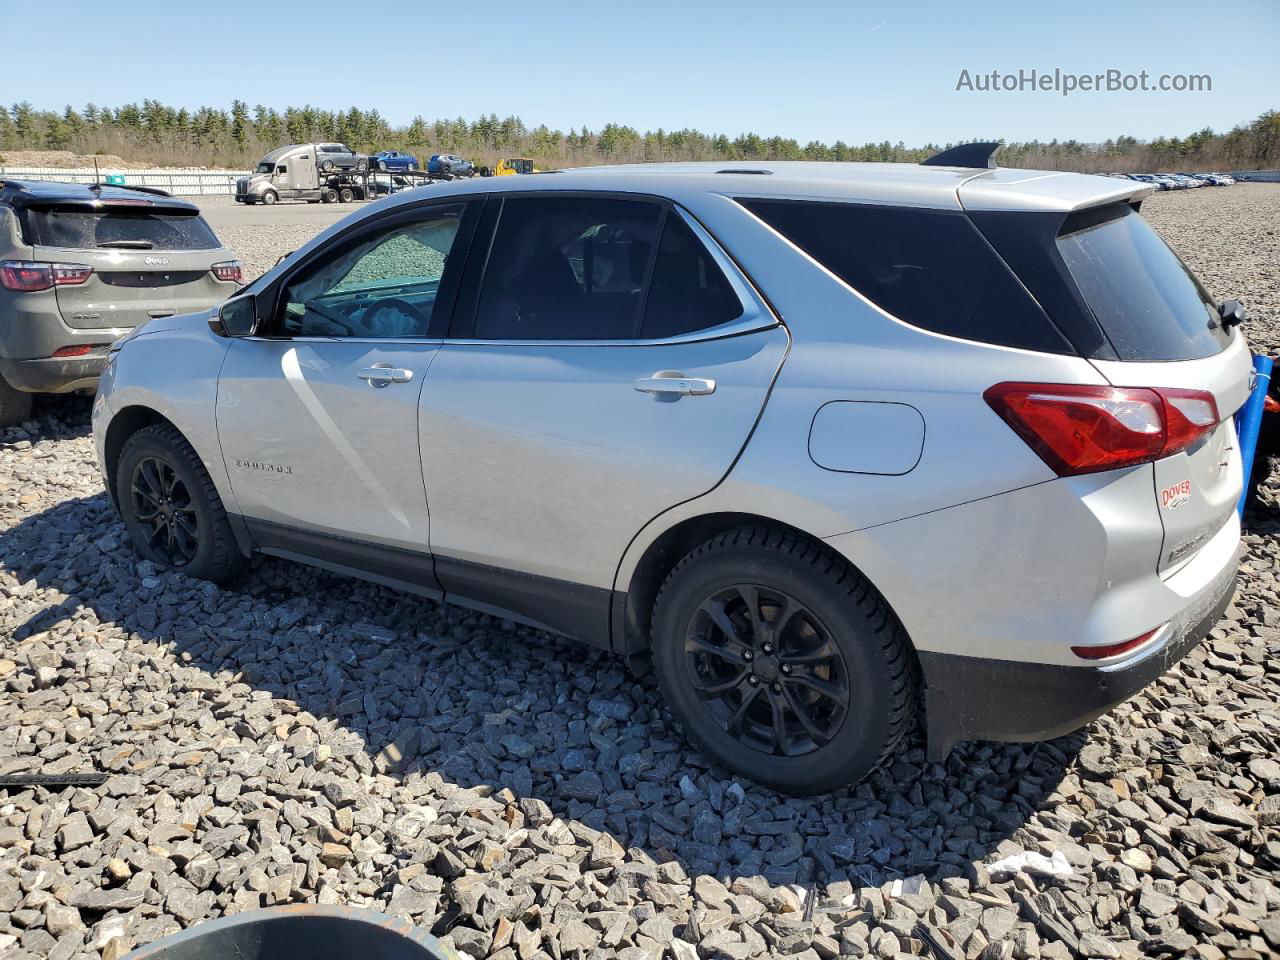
<box><xmin>740</xmin><ymin>198</ymin><xmax>1071</xmax><ymax>354</ymax></box>
<box><xmin>1055</xmin><ymin>205</ymin><xmax>1229</xmax><ymax>361</ymax></box>
<box><xmin>24</xmin><ymin>207</ymin><xmax>219</xmax><ymax>251</ymax></box>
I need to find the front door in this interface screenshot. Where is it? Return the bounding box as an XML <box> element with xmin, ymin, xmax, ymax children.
<box><xmin>419</xmin><ymin>195</ymin><xmax>787</xmax><ymax>640</ymax></box>
<box><xmin>216</xmin><ymin>200</ymin><xmax>472</xmax><ymax>573</ymax></box>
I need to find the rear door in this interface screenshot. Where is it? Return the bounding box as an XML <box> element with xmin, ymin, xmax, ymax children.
<box><xmin>1055</xmin><ymin>204</ymin><xmax>1253</xmax><ymax>572</ymax></box>
<box><xmin>419</xmin><ymin>194</ymin><xmax>787</xmax><ymax>640</ymax></box>
<box><xmin>26</xmin><ymin>202</ymin><xmax>230</xmax><ymax>330</ymax></box>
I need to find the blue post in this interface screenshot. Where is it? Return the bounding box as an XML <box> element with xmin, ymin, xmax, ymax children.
<box><xmin>1236</xmin><ymin>353</ymin><xmax>1273</xmax><ymax>517</ymax></box>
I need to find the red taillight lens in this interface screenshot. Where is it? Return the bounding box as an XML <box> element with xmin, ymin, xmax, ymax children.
<box><xmin>1072</xmin><ymin>626</ymin><xmax>1163</xmax><ymax>660</ymax></box>
<box><xmin>0</xmin><ymin>260</ymin><xmax>92</xmax><ymax>292</ymax></box>
<box><xmin>212</xmin><ymin>260</ymin><xmax>243</xmax><ymax>284</ymax></box>
<box><xmin>984</xmin><ymin>382</ymin><xmax>1219</xmax><ymax>476</ymax></box>
<box><xmin>1162</xmin><ymin>389</ymin><xmax>1220</xmax><ymax>454</ymax></box>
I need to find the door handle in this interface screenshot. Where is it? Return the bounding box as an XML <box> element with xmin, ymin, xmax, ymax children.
<box><xmin>357</xmin><ymin>365</ymin><xmax>414</xmax><ymax>387</ymax></box>
<box><xmin>634</xmin><ymin>372</ymin><xmax>716</xmax><ymax>398</ymax></box>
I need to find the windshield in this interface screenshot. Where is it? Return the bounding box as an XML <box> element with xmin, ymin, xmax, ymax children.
<box><xmin>1056</xmin><ymin>205</ymin><xmax>1229</xmax><ymax>361</ymax></box>
<box><xmin>23</xmin><ymin>207</ymin><xmax>220</xmax><ymax>251</ymax></box>
<box><xmin>255</xmin><ymin>162</ymin><xmax>274</xmax><ymax>174</ymax></box>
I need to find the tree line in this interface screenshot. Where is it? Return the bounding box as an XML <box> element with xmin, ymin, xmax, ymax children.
<box><xmin>1</xmin><ymin>100</ymin><xmax>1277</xmax><ymax>173</ymax></box>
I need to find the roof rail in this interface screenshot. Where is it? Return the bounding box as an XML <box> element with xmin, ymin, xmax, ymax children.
<box><xmin>921</xmin><ymin>142</ymin><xmax>1001</xmax><ymax>169</ymax></box>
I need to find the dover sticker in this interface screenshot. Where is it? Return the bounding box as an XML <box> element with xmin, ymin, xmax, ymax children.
<box><xmin>1161</xmin><ymin>479</ymin><xmax>1192</xmax><ymax>510</ymax></box>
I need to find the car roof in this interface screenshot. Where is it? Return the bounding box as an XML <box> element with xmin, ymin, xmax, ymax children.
<box><xmin>372</xmin><ymin>160</ymin><xmax>1150</xmax><ymax>214</ymax></box>
<box><xmin>0</xmin><ymin>178</ymin><xmax>200</xmax><ymax>213</ymax></box>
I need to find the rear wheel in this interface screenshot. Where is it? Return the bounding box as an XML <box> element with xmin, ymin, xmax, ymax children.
<box><xmin>651</xmin><ymin>526</ymin><xmax>915</xmax><ymax>793</ymax></box>
<box><xmin>0</xmin><ymin>374</ymin><xmax>33</xmax><ymax>427</ymax></box>
<box><xmin>116</xmin><ymin>424</ymin><xmax>245</xmax><ymax>582</ymax></box>
<box><xmin>322</xmin><ymin>188</ymin><xmax>339</xmax><ymax>204</ymax></box>
<box><xmin>339</xmin><ymin>187</ymin><xmax>355</xmax><ymax>203</ymax></box>
<box><xmin>320</xmin><ymin>159</ymin><xmax>335</xmax><ymax>172</ymax></box>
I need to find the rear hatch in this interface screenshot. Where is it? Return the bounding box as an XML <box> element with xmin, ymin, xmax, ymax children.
<box><xmin>962</xmin><ymin>176</ymin><xmax>1252</xmax><ymax>575</ymax></box>
<box><xmin>24</xmin><ymin>201</ymin><xmax>232</xmax><ymax>330</ymax></box>
<box><xmin>1053</xmin><ymin>203</ymin><xmax>1252</xmax><ymax>573</ymax></box>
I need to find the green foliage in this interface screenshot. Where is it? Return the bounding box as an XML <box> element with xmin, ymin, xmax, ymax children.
<box><xmin>0</xmin><ymin>101</ymin><xmax>1277</xmax><ymax>173</ymax></box>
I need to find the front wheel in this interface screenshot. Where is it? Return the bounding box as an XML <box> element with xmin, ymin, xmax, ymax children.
<box><xmin>651</xmin><ymin>527</ymin><xmax>916</xmax><ymax>794</ymax></box>
<box><xmin>261</xmin><ymin>190</ymin><xmax>278</xmax><ymax>206</ymax></box>
<box><xmin>116</xmin><ymin>424</ymin><xmax>245</xmax><ymax>582</ymax></box>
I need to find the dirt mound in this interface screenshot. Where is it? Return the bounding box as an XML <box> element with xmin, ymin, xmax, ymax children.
<box><xmin>0</xmin><ymin>150</ymin><xmax>151</xmax><ymax>169</ymax></box>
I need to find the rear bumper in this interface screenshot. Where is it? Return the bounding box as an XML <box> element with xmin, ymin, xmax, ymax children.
<box><xmin>0</xmin><ymin>352</ymin><xmax>107</xmax><ymax>393</ymax></box>
<box><xmin>920</xmin><ymin>562</ymin><xmax>1237</xmax><ymax>759</ymax></box>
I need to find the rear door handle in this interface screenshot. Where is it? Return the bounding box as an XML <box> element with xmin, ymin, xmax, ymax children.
<box><xmin>634</xmin><ymin>372</ymin><xmax>716</xmax><ymax>397</ymax></box>
<box><xmin>357</xmin><ymin>365</ymin><xmax>414</xmax><ymax>387</ymax></box>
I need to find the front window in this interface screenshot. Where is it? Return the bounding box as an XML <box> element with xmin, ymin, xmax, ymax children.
<box><xmin>277</xmin><ymin>204</ymin><xmax>464</xmax><ymax>338</ymax></box>
<box><xmin>255</xmin><ymin>162</ymin><xmax>273</xmax><ymax>174</ymax></box>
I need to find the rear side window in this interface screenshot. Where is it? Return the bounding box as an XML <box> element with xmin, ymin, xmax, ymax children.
<box><xmin>474</xmin><ymin>196</ymin><xmax>662</xmax><ymax>339</ymax></box>
<box><xmin>641</xmin><ymin>215</ymin><xmax>742</xmax><ymax>339</ymax></box>
<box><xmin>739</xmin><ymin>198</ymin><xmax>1071</xmax><ymax>354</ymax></box>
<box><xmin>1055</xmin><ymin>205</ymin><xmax>1229</xmax><ymax>361</ymax></box>
<box><xmin>23</xmin><ymin>207</ymin><xmax>219</xmax><ymax>251</ymax></box>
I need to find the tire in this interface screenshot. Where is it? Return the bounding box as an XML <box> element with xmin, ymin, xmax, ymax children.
<box><xmin>320</xmin><ymin>159</ymin><xmax>335</xmax><ymax>172</ymax></box>
<box><xmin>339</xmin><ymin>187</ymin><xmax>355</xmax><ymax>203</ymax></box>
<box><xmin>0</xmin><ymin>374</ymin><xmax>34</xmax><ymax>427</ymax></box>
<box><xmin>322</xmin><ymin>188</ymin><xmax>339</xmax><ymax>204</ymax></box>
<box><xmin>115</xmin><ymin>424</ymin><xmax>245</xmax><ymax>583</ymax></box>
<box><xmin>261</xmin><ymin>190</ymin><xmax>278</xmax><ymax>206</ymax></box>
<box><xmin>355</xmin><ymin>159</ymin><xmax>368</xmax><ymax>173</ymax></box>
<box><xmin>378</xmin><ymin>161</ymin><xmax>387</xmax><ymax>171</ymax></box>
<box><xmin>651</xmin><ymin>526</ymin><xmax>916</xmax><ymax>794</ymax></box>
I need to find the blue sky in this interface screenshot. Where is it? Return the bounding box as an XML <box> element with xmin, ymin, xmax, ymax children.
<box><xmin>14</xmin><ymin>0</ymin><xmax>1279</xmax><ymax>145</ymax></box>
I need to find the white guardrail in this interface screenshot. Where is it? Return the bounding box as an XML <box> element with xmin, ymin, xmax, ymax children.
<box><xmin>0</xmin><ymin>167</ymin><xmax>250</xmax><ymax>196</ymax></box>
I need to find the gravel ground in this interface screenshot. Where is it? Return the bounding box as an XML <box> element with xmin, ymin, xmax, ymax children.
<box><xmin>1</xmin><ymin>185</ymin><xmax>1278</xmax><ymax>960</ymax></box>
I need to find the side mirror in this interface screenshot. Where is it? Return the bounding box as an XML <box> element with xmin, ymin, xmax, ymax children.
<box><xmin>1219</xmin><ymin>299</ymin><xmax>1248</xmax><ymax>329</ymax></box>
<box><xmin>210</xmin><ymin>294</ymin><xmax>259</xmax><ymax>338</ymax></box>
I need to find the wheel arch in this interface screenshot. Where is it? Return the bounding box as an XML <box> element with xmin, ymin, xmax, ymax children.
<box><xmin>103</xmin><ymin>405</ymin><xmax>180</xmax><ymax>510</ymax></box>
<box><xmin>612</xmin><ymin>511</ymin><xmax>919</xmax><ymax>674</ymax></box>
<box><xmin>103</xmin><ymin>403</ymin><xmax>255</xmax><ymax>558</ymax></box>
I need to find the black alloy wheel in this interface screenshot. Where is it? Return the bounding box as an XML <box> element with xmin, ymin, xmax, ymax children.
<box><xmin>129</xmin><ymin>455</ymin><xmax>199</xmax><ymax>567</ymax></box>
<box><xmin>686</xmin><ymin>583</ymin><xmax>848</xmax><ymax>756</ymax></box>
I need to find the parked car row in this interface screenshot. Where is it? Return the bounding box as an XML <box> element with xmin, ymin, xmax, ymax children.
<box><xmin>1109</xmin><ymin>172</ymin><xmax>1236</xmax><ymax>190</ymax></box>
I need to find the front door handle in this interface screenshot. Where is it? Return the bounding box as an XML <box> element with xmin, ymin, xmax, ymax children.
<box><xmin>634</xmin><ymin>371</ymin><xmax>716</xmax><ymax>398</ymax></box>
<box><xmin>357</xmin><ymin>365</ymin><xmax>414</xmax><ymax>387</ymax></box>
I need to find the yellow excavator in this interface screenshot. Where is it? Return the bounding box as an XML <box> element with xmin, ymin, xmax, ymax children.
<box><xmin>482</xmin><ymin>157</ymin><xmax>539</xmax><ymax>177</ymax></box>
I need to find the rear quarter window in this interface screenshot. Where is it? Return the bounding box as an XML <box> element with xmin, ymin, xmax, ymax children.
<box><xmin>739</xmin><ymin>198</ymin><xmax>1072</xmax><ymax>354</ymax></box>
<box><xmin>23</xmin><ymin>207</ymin><xmax>220</xmax><ymax>251</ymax></box>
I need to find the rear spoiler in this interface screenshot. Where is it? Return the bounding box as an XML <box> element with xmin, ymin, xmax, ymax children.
<box><xmin>957</xmin><ymin>170</ymin><xmax>1155</xmax><ymax>213</ymax></box>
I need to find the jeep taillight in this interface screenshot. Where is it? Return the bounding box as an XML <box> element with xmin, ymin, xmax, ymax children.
<box><xmin>212</xmin><ymin>260</ymin><xmax>243</xmax><ymax>283</ymax></box>
<box><xmin>984</xmin><ymin>382</ymin><xmax>1219</xmax><ymax>476</ymax></box>
<box><xmin>0</xmin><ymin>260</ymin><xmax>93</xmax><ymax>292</ymax></box>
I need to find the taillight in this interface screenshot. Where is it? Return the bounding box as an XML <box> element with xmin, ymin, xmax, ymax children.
<box><xmin>212</xmin><ymin>260</ymin><xmax>243</xmax><ymax>284</ymax></box>
<box><xmin>0</xmin><ymin>260</ymin><xmax>93</xmax><ymax>292</ymax></box>
<box><xmin>984</xmin><ymin>382</ymin><xmax>1219</xmax><ymax>476</ymax></box>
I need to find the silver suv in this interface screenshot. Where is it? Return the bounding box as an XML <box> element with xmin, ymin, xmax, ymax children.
<box><xmin>92</xmin><ymin>159</ymin><xmax>1249</xmax><ymax>792</ymax></box>
<box><xmin>0</xmin><ymin>179</ymin><xmax>240</xmax><ymax>425</ymax></box>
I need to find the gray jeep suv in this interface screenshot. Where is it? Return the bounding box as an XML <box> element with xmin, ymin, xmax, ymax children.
<box><xmin>0</xmin><ymin>179</ymin><xmax>241</xmax><ymax>425</ymax></box>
